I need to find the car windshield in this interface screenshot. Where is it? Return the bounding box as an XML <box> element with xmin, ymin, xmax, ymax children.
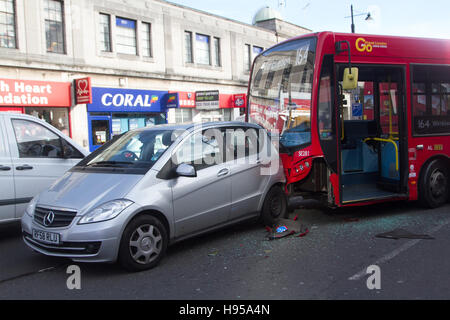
<box><xmin>77</xmin><ymin>129</ymin><xmax>176</xmax><ymax>172</ymax></box>
<box><xmin>248</xmin><ymin>37</ymin><xmax>316</xmax><ymax>149</ymax></box>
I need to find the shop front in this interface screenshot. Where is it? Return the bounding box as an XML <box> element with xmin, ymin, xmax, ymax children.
<box><xmin>0</xmin><ymin>78</ymin><xmax>72</xmax><ymax>136</ymax></box>
<box><xmin>87</xmin><ymin>87</ymin><xmax>170</xmax><ymax>151</ymax></box>
<box><xmin>168</xmin><ymin>90</ymin><xmax>247</xmax><ymax>124</ymax></box>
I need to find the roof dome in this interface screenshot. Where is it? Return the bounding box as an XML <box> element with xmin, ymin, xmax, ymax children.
<box><xmin>252</xmin><ymin>6</ymin><xmax>283</xmax><ymax>24</ymax></box>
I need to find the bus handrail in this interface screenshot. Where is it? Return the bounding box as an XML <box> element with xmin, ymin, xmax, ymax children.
<box><xmin>363</xmin><ymin>137</ymin><xmax>399</xmax><ymax>171</ymax></box>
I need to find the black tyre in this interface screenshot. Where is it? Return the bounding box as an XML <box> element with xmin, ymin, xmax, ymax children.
<box><xmin>260</xmin><ymin>185</ymin><xmax>287</xmax><ymax>227</ymax></box>
<box><xmin>118</xmin><ymin>215</ymin><xmax>168</xmax><ymax>272</ymax></box>
<box><xmin>419</xmin><ymin>159</ymin><xmax>449</xmax><ymax>208</ymax></box>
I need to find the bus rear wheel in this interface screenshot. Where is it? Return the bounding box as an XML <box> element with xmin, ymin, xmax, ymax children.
<box><xmin>419</xmin><ymin>159</ymin><xmax>449</xmax><ymax>208</ymax></box>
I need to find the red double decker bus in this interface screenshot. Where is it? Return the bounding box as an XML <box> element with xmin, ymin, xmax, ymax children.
<box><xmin>247</xmin><ymin>32</ymin><xmax>450</xmax><ymax>208</ymax></box>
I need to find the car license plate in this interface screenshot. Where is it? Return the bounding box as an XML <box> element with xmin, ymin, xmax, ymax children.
<box><xmin>32</xmin><ymin>229</ymin><xmax>60</xmax><ymax>245</ymax></box>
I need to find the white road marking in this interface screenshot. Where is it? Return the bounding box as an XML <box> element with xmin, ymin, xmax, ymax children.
<box><xmin>348</xmin><ymin>217</ymin><xmax>450</xmax><ymax>281</ymax></box>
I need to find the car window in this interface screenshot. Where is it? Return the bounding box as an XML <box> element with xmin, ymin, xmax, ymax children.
<box><xmin>174</xmin><ymin>129</ymin><xmax>224</xmax><ymax>171</ymax></box>
<box><xmin>61</xmin><ymin>140</ymin><xmax>85</xmax><ymax>159</ymax></box>
<box><xmin>11</xmin><ymin>119</ymin><xmax>63</xmax><ymax>158</ymax></box>
<box><xmin>226</xmin><ymin>127</ymin><xmax>259</xmax><ymax>160</ymax></box>
<box><xmin>79</xmin><ymin>129</ymin><xmax>176</xmax><ymax>172</ymax></box>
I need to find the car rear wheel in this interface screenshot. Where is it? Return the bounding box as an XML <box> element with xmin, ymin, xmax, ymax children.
<box><xmin>419</xmin><ymin>159</ymin><xmax>449</xmax><ymax>208</ymax></box>
<box><xmin>260</xmin><ymin>185</ymin><xmax>287</xmax><ymax>227</ymax></box>
<box><xmin>118</xmin><ymin>215</ymin><xmax>168</xmax><ymax>272</ymax></box>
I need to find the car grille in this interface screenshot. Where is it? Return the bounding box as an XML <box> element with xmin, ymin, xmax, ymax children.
<box><xmin>34</xmin><ymin>206</ymin><xmax>78</xmax><ymax>228</ymax></box>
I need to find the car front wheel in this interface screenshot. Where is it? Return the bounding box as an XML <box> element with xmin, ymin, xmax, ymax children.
<box><xmin>260</xmin><ymin>185</ymin><xmax>287</xmax><ymax>227</ymax></box>
<box><xmin>118</xmin><ymin>215</ymin><xmax>168</xmax><ymax>272</ymax></box>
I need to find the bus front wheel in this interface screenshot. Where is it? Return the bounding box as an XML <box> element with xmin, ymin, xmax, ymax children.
<box><xmin>419</xmin><ymin>159</ymin><xmax>449</xmax><ymax>208</ymax></box>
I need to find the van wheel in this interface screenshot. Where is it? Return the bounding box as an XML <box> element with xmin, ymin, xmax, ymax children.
<box><xmin>118</xmin><ymin>215</ymin><xmax>168</xmax><ymax>272</ymax></box>
<box><xmin>260</xmin><ymin>185</ymin><xmax>287</xmax><ymax>227</ymax></box>
<box><xmin>419</xmin><ymin>159</ymin><xmax>449</xmax><ymax>208</ymax></box>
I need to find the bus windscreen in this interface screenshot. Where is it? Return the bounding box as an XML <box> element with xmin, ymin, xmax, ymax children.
<box><xmin>248</xmin><ymin>37</ymin><xmax>317</xmax><ymax>150</ymax></box>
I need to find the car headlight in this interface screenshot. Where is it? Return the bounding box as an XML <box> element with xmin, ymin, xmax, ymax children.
<box><xmin>78</xmin><ymin>199</ymin><xmax>133</xmax><ymax>224</ymax></box>
<box><xmin>25</xmin><ymin>197</ymin><xmax>38</xmax><ymax>217</ymax></box>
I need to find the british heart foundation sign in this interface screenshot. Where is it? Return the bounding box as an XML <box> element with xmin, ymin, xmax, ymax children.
<box><xmin>0</xmin><ymin>78</ymin><xmax>71</xmax><ymax>107</ymax></box>
<box><xmin>75</xmin><ymin>77</ymin><xmax>92</xmax><ymax>104</ymax></box>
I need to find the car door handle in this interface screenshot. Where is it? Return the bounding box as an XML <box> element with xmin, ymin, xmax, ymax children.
<box><xmin>0</xmin><ymin>165</ymin><xmax>11</xmax><ymax>171</ymax></box>
<box><xmin>16</xmin><ymin>165</ymin><xmax>33</xmax><ymax>170</ymax></box>
<box><xmin>217</xmin><ymin>168</ymin><xmax>229</xmax><ymax>177</ymax></box>
<box><xmin>416</xmin><ymin>144</ymin><xmax>424</xmax><ymax>150</ymax></box>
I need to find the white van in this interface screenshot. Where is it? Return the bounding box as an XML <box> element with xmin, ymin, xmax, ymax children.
<box><xmin>0</xmin><ymin>113</ymin><xmax>88</xmax><ymax>224</ymax></box>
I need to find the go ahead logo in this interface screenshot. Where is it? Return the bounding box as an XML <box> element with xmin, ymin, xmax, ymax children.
<box><xmin>355</xmin><ymin>37</ymin><xmax>388</xmax><ymax>53</ymax></box>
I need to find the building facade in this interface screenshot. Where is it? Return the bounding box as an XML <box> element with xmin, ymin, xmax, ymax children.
<box><xmin>0</xmin><ymin>0</ymin><xmax>310</xmax><ymax>151</ymax></box>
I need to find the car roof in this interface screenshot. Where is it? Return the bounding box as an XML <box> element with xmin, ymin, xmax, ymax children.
<box><xmin>136</xmin><ymin>121</ymin><xmax>262</xmax><ymax>132</ymax></box>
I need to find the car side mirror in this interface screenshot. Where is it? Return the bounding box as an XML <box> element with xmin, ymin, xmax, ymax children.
<box><xmin>175</xmin><ymin>163</ymin><xmax>196</xmax><ymax>177</ymax></box>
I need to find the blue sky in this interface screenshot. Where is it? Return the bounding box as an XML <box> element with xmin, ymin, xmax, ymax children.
<box><xmin>167</xmin><ymin>0</ymin><xmax>450</xmax><ymax>39</ymax></box>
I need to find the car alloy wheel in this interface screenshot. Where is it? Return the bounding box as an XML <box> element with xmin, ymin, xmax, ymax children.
<box><xmin>129</xmin><ymin>224</ymin><xmax>163</xmax><ymax>265</ymax></box>
<box><xmin>119</xmin><ymin>215</ymin><xmax>168</xmax><ymax>272</ymax></box>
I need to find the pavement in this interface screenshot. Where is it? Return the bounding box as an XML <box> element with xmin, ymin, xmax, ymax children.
<box><xmin>0</xmin><ymin>200</ymin><xmax>449</xmax><ymax>300</ymax></box>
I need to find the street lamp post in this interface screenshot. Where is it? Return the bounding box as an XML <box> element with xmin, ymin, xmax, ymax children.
<box><xmin>351</xmin><ymin>5</ymin><xmax>355</xmax><ymax>33</ymax></box>
<box><xmin>347</xmin><ymin>4</ymin><xmax>372</xmax><ymax>33</ymax></box>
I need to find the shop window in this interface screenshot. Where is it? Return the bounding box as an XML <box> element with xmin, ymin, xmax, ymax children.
<box><xmin>44</xmin><ymin>0</ymin><xmax>65</xmax><ymax>54</ymax></box>
<box><xmin>141</xmin><ymin>22</ymin><xmax>152</xmax><ymax>57</ymax></box>
<box><xmin>12</xmin><ymin>119</ymin><xmax>63</xmax><ymax>158</ymax></box>
<box><xmin>184</xmin><ymin>31</ymin><xmax>193</xmax><ymax>63</ymax></box>
<box><xmin>99</xmin><ymin>13</ymin><xmax>111</xmax><ymax>52</ymax></box>
<box><xmin>195</xmin><ymin>33</ymin><xmax>210</xmax><ymax>65</ymax></box>
<box><xmin>412</xmin><ymin>65</ymin><xmax>450</xmax><ymax>135</ymax></box>
<box><xmin>91</xmin><ymin>119</ymin><xmax>110</xmax><ymax>147</ymax></box>
<box><xmin>25</xmin><ymin>107</ymin><xmax>70</xmax><ymax>136</ymax></box>
<box><xmin>0</xmin><ymin>0</ymin><xmax>16</xmax><ymax>48</ymax></box>
<box><xmin>115</xmin><ymin>17</ymin><xmax>137</xmax><ymax>55</ymax></box>
<box><xmin>175</xmin><ymin>108</ymin><xmax>192</xmax><ymax>123</ymax></box>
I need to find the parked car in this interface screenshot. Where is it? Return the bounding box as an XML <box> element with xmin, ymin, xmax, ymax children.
<box><xmin>0</xmin><ymin>113</ymin><xmax>88</xmax><ymax>225</ymax></box>
<box><xmin>22</xmin><ymin>122</ymin><xmax>286</xmax><ymax>271</ymax></box>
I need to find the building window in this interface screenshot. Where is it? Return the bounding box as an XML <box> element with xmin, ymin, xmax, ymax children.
<box><xmin>44</xmin><ymin>0</ymin><xmax>65</xmax><ymax>54</ymax></box>
<box><xmin>184</xmin><ymin>31</ymin><xmax>193</xmax><ymax>63</ymax></box>
<box><xmin>253</xmin><ymin>46</ymin><xmax>263</xmax><ymax>60</ymax></box>
<box><xmin>175</xmin><ymin>108</ymin><xmax>193</xmax><ymax>123</ymax></box>
<box><xmin>99</xmin><ymin>13</ymin><xmax>111</xmax><ymax>52</ymax></box>
<box><xmin>0</xmin><ymin>0</ymin><xmax>16</xmax><ymax>48</ymax></box>
<box><xmin>244</xmin><ymin>45</ymin><xmax>263</xmax><ymax>71</ymax></box>
<box><xmin>412</xmin><ymin>65</ymin><xmax>450</xmax><ymax>135</ymax></box>
<box><xmin>213</xmin><ymin>37</ymin><xmax>220</xmax><ymax>67</ymax></box>
<box><xmin>115</xmin><ymin>17</ymin><xmax>137</xmax><ymax>55</ymax></box>
<box><xmin>141</xmin><ymin>22</ymin><xmax>152</xmax><ymax>57</ymax></box>
<box><xmin>195</xmin><ymin>33</ymin><xmax>210</xmax><ymax>65</ymax></box>
<box><xmin>244</xmin><ymin>44</ymin><xmax>251</xmax><ymax>71</ymax></box>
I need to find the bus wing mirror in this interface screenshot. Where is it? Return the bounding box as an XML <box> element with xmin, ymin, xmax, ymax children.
<box><xmin>342</xmin><ymin>67</ymin><xmax>359</xmax><ymax>90</ymax></box>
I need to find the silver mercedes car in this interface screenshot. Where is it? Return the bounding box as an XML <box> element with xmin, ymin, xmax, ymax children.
<box><xmin>22</xmin><ymin>122</ymin><xmax>286</xmax><ymax>271</ymax></box>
